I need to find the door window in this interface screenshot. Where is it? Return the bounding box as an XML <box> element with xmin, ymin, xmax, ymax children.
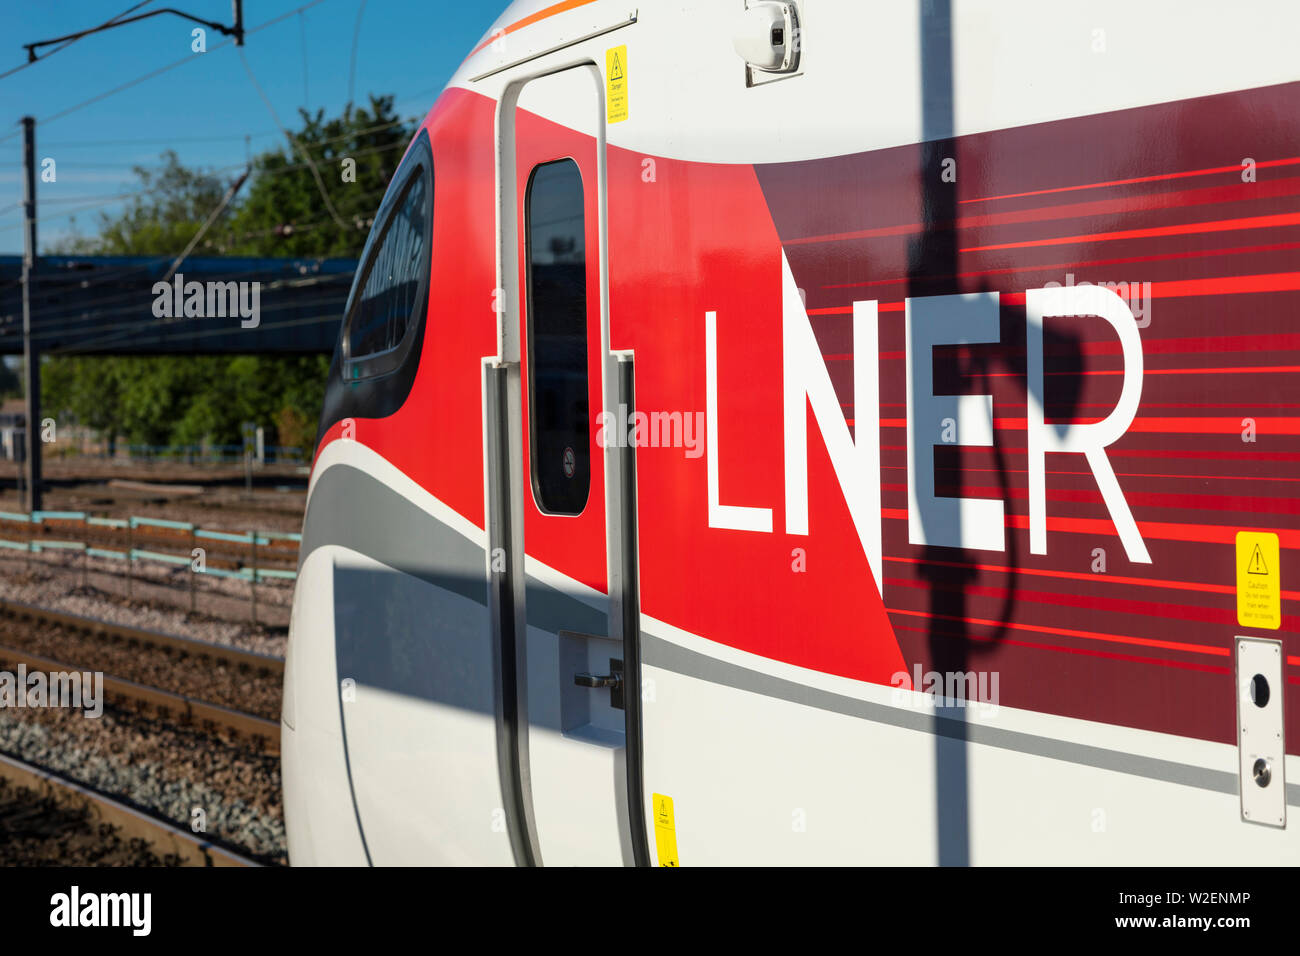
<box><xmin>525</xmin><ymin>159</ymin><xmax>590</xmax><ymax>515</ymax></box>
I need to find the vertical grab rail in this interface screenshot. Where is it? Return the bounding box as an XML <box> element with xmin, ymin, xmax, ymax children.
<box><xmin>484</xmin><ymin>360</ymin><xmax>541</xmax><ymax>867</ymax></box>
<box><xmin>614</xmin><ymin>354</ymin><xmax>650</xmax><ymax>866</ymax></box>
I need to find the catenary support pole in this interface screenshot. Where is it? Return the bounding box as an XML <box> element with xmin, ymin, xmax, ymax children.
<box><xmin>20</xmin><ymin>116</ymin><xmax>41</xmax><ymax>514</ymax></box>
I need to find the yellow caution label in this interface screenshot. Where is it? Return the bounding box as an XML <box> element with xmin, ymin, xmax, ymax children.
<box><xmin>1236</xmin><ymin>531</ymin><xmax>1280</xmax><ymax>630</ymax></box>
<box><xmin>652</xmin><ymin>792</ymin><xmax>679</xmax><ymax>866</ymax></box>
<box><xmin>606</xmin><ymin>45</ymin><xmax>628</xmax><ymax>124</ymax></box>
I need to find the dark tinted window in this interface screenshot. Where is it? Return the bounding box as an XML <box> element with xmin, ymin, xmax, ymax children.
<box><xmin>316</xmin><ymin>130</ymin><xmax>433</xmax><ymax>444</ymax></box>
<box><xmin>526</xmin><ymin>159</ymin><xmax>590</xmax><ymax>515</ymax></box>
<box><xmin>344</xmin><ymin>163</ymin><xmax>430</xmax><ymax>380</ymax></box>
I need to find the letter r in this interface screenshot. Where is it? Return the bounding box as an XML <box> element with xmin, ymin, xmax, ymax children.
<box><xmin>1025</xmin><ymin>284</ymin><xmax>1150</xmax><ymax>562</ymax></box>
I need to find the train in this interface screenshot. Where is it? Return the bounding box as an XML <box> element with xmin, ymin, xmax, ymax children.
<box><xmin>281</xmin><ymin>0</ymin><xmax>1300</xmax><ymax>864</ymax></box>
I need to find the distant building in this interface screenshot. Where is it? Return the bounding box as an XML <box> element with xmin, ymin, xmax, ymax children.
<box><xmin>0</xmin><ymin>399</ymin><xmax>24</xmax><ymax>462</ymax></box>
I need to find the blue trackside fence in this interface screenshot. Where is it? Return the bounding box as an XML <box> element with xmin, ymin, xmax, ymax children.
<box><xmin>0</xmin><ymin>510</ymin><xmax>300</xmax><ymax>623</ymax></box>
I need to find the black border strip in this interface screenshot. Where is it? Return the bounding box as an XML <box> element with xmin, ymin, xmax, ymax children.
<box><xmin>486</xmin><ymin>363</ymin><xmax>537</xmax><ymax>866</ymax></box>
<box><xmin>618</xmin><ymin>356</ymin><xmax>650</xmax><ymax>866</ymax></box>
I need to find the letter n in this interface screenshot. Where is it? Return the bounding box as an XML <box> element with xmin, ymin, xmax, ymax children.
<box><xmin>782</xmin><ymin>253</ymin><xmax>882</xmax><ymax>588</ymax></box>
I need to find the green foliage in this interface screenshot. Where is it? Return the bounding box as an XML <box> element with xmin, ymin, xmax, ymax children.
<box><xmin>218</xmin><ymin>95</ymin><xmax>412</xmax><ymax>258</ymax></box>
<box><xmin>40</xmin><ymin>97</ymin><xmax>411</xmax><ymax>454</ymax></box>
<box><xmin>42</xmin><ymin>354</ymin><xmax>330</xmax><ymax>453</ymax></box>
<box><xmin>0</xmin><ymin>359</ymin><xmax>20</xmax><ymax>400</ymax></box>
<box><xmin>40</xmin><ymin>357</ymin><xmax>122</xmax><ymax>434</ymax></box>
<box><xmin>57</xmin><ymin>153</ymin><xmax>227</xmax><ymax>257</ymax></box>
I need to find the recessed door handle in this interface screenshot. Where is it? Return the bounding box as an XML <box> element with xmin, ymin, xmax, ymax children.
<box><xmin>573</xmin><ymin>657</ymin><xmax>624</xmax><ymax>710</ymax></box>
<box><xmin>574</xmin><ymin>672</ymin><xmax>621</xmax><ymax>689</ymax></box>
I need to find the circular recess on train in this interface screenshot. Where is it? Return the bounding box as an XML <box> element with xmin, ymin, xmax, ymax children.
<box><xmin>1250</xmin><ymin>674</ymin><xmax>1270</xmax><ymax>708</ymax></box>
<box><xmin>1253</xmin><ymin>758</ymin><xmax>1272</xmax><ymax>788</ymax></box>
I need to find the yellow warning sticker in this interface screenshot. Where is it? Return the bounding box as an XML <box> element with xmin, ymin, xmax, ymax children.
<box><xmin>1236</xmin><ymin>531</ymin><xmax>1280</xmax><ymax>630</ymax></box>
<box><xmin>606</xmin><ymin>45</ymin><xmax>628</xmax><ymax>124</ymax></box>
<box><xmin>652</xmin><ymin>792</ymin><xmax>679</xmax><ymax>866</ymax></box>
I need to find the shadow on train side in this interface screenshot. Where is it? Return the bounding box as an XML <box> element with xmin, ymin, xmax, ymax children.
<box><xmin>308</xmin><ymin>462</ymin><xmax>601</xmax><ymax>734</ymax></box>
<box><xmin>333</xmin><ymin>562</ymin><xmax>602</xmax><ymax>730</ymax></box>
<box><xmin>909</xmin><ymin>0</ymin><xmax>1085</xmax><ymax>865</ymax></box>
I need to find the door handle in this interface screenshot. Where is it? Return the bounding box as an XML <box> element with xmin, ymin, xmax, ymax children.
<box><xmin>575</xmin><ymin>672</ymin><xmax>621</xmax><ymax>689</ymax></box>
<box><xmin>573</xmin><ymin>657</ymin><xmax>624</xmax><ymax>710</ymax></box>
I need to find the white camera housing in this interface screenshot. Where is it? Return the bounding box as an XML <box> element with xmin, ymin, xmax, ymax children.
<box><xmin>732</xmin><ymin>2</ymin><xmax>801</xmax><ymax>74</ymax></box>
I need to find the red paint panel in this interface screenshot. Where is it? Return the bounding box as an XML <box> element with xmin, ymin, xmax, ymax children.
<box><xmin>514</xmin><ymin>104</ymin><xmax>609</xmax><ymax>595</ymax></box>
<box><xmin>758</xmin><ymin>80</ymin><xmax>1300</xmax><ymax>750</ymax></box>
<box><xmin>606</xmin><ymin>147</ymin><xmax>906</xmax><ymax>683</ymax></box>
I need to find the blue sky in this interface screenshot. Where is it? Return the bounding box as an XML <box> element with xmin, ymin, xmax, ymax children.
<box><xmin>0</xmin><ymin>0</ymin><xmax>502</xmax><ymax>254</ymax></box>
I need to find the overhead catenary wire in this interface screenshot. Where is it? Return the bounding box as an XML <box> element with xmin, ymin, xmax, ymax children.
<box><xmin>238</xmin><ymin>47</ymin><xmax>349</xmax><ymax>233</ymax></box>
<box><xmin>10</xmin><ymin>181</ymin><xmax>389</xmax><ymax>344</ymax></box>
<box><xmin>45</xmin><ymin>285</ymin><xmax>355</xmax><ymax>353</ymax></box>
<box><xmin>35</xmin><ymin>111</ymin><xmax>411</xmax><ymax>153</ymax></box>
<box><xmin>34</xmin><ymin>192</ymin><xmax>144</xmax><ymax>206</ymax></box>
<box><xmin>21</xmin><ymin>3</ymin><xmax>244</xmax><ymax>65</ymax></box>
<box><xmin>34</xmin><ymin>288</ymin><xmax>352</xmax><ymax>351</ymax></box>
<box><xmin>299</xmin><ymin>10</ymin><xmax>310</xmax><ymax>109</ymax></box>
<box><xmin>0</xmin><ymin>196</ymin><xmax>147</xmax><ymax>231</ymax></box>
<box><xmin>38</xmin><ymin>131</ymin><xmax>280</xmax><ymax>149</ymax></box>
<box><xmin>48</xmin><ymin>308</ymin><xmax>352</xmax><ymax>355</ymax></box>
<box><xmin>25</xmin><ymin>281</ymin><xmax>354</xmax><ymax>349</ymax></box>
<box><xmin>347</xmin><ymin>0</ymin><xmax>369</xmax><ymax>108</ymax></box>
<box><xmin>10</xmin><ymin>247</ymin><xmax>366</xmax><ymax>345</ymax></box>
<box><xmin>21</xmin><ymin>194</ymin><xmax>383</xmax><ymax>341</ymax></box>
<box><xmin>161</xmin><ymin>167</ymin><xmax>252</xmax><ymax>283</ymax></box>
<box><xmin>0</xmin><ymin>0</ymin><xmax>157</xmax><ymax>82</ymax></box>
<box><xmin>13</xmin><ymin>200</ymin><xmax>365</xmax><ymax>339</ymax></box>
<box><xmin>0</xmin><ymin>0</ymin><xmax>329</xmax><ymax>146</ymax></box>
<box><xmin>13</xmin><ymin>127</ymin><xmax>415</xmax><ymax>186</ymax></box>
<box><xmin>10</xmin><ymin>264</ymin><xmax>338</xmax><ymax>346</ymax></box>
<box><xmin>2</xmin><ymin>156</ymin><xmax>389</xmax><ymax>349</ymax></box>
<box><xmin>0</xmin><ymin>140</ymin><xmax>408</xmax><ymax>236</ymax></box>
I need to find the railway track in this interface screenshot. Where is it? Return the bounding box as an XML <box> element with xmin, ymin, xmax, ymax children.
<box><xmin>0</xmin><ymin>751</ymin><xmax>257</xmax><ymax>866</ymax></box>
<box><xmin>0</xmin><ymin>597</ymin><xmax>283</xmax><ymax>676</ymax></box>
<box><xmin>0</xmin><ymin>599</ymin><xmax>287</xmax><ymax>861</ymax></box>
<box><xmin>0</xmin><ymin>599</ymin><xmax>281</xmax><ymax>749</ymax></box>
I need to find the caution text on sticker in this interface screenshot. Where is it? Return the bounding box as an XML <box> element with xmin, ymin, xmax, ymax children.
<box><xmin>652</xmin><ymin>792</ymin><xmax>679</xmax><ymax>867</ymax></box>
<box><xmin>1236</xmin><ymin>531</ymin><xmax>1281</xmax><ymax>630</ymax></box>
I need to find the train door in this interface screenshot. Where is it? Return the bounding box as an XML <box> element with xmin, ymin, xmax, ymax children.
<box><xmin>488</xmin><ymin>63</ymin><xmax>646</xmax><ymax>866</ymax></box>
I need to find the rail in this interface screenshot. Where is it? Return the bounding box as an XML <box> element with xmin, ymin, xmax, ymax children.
<box><xmin>0</xmin><ymin>598</ymin><xmax>283</xmax><ymax>674</ymax></box>
<box><xmin>0</xmin><ymin>751</ymin><xmax>260</xmax><ymax>866</ymax></box>
<box><xmin>0</xmin><ymin>643</ymin><xmax>280</xmax><ymax>752</ymax></box>
<box><xmin>0</xmin><ymin>628</ymin><xmax>281</xmax><ymax>754</ymax></box>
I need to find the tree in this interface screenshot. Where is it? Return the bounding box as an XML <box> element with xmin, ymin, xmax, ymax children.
<box><xmin>0</xmin><ymin>359</ymin><xmax>20</xmax><ymax>400</ymax></box>
<box><xmin>40</xmin><ymin>356</ymin><xmax>125</xmax><ymax>453</ymax></box>
<box><xmin>56</xmin><ymin>152</ymin><xmax>227</xmax><ymax>257</ymax></box>
<box><xmin>42</xmin><ymin>353</ymin><xmax>331</xmax><ymax>456</ymax></box>
<box><xmin>218</xmin><ymin>95</ymin><xmax>412</xmax><ymax>258</ymax></box>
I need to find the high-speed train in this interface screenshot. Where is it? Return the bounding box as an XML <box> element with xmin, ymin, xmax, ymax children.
<box><xmin>282</xmin><ymin>0</ymin><xmax>1300</xmax><ymax>865</ymax></box>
